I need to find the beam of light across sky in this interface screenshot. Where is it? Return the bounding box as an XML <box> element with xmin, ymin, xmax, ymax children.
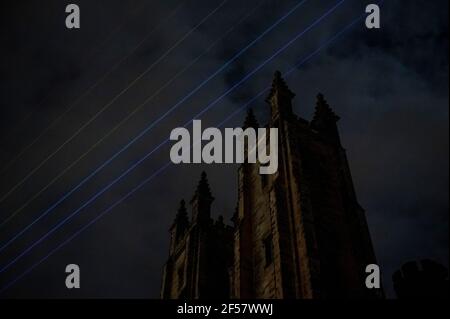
<box><xmin>0</xmin><ymin>1</ymin><xmax>186</xmax><ymax>180</ymax></box>
<box><xmin>0</xmin><ymin>8</ymin><xmax>367</xmax><ymax>293</ymax></box>
<box><xmin>0</xmin><ymin>0</ymin><xmax>310</xmax><ymax>253</ymax></box>
<box><xmin>0</xmin><ymin>0</ymin><xmax>266</xmax><ymax>229</ymax></box>
<box><xmin>0</xmin><ymin>0</ymin><xmax>347</xmax><ymax>274</ymax></box>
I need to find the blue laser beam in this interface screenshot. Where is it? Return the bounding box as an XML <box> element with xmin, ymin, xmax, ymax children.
<box><xmin>0</xmin><ymin>0</ymin><xmax>309</xmax><ymax>254</ymax></box>
<box><xmin>0</xmin><ymin>0</ymin><xmax>224</xmax><ymax>206</ymax></box>
<box><xmin>0</xmin><ymin>0</ymin><xmax>268</xmax><ymax>230</ymax></box>
<box><xmin>0</xmin><ymin>0</ymin><xmax>345</xmax><ymax>273</ymax></box>
<box><xmin>0</xmin><ymin>0</ymin><xmax>153</xmax><ymax>155</ymax></box>
<box><xmin>0</xmin><ymin>1</ymin><xmax>186</xmax><ymax>186</ymax></box>
<box><xmin>0</xmin><ymin>8</ymin><xmax>368</xmax><ymax>294</ymax></box>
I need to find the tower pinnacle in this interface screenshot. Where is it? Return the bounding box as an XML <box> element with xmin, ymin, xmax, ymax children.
<box><xmin>243</xmin><ymin>108</ymin><xmax>259</xmax><ymax>129</ymax></box>
<box><xmin>191</xmin><ymin>171</ymin><xmax>214</xmax><ymax>223</ymax></box>
<box><xmin>265</xmin><ymin>71</ymin><xmax>295</xmax><ymax>120</ymax></box>
<box><xmin>312</xmin><ymin>93</ymin><xmax>340</xmax><ymax>124</ymax></box>
<box><xmin>311</xmin><ymin>93</ymin><xmax>341</xmax><ymax>145</ymax></box>
<box><xmin>194</xmin><ymin>171</ymin><xmax>214</xmax><ymax>201</ymax></box>
<box><xmin>174</xmin><ymin>199</ymin><xmax>188</xmax><ymax>224</ymax></box>
<box><xmin>265</xmin><ymin>71</ymin><xmax>295</xmax><ymax>103</ymax></box>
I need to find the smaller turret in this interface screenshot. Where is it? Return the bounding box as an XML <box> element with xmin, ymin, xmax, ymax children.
<box><xmin>190</xmin><ymin>171</ymin><xmax>214</xmax><ymax>224</ymax></box>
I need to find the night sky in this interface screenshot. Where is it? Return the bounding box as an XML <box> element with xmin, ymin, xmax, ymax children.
<box><xmin>0</xmin><ymin>0</ymin><xmax>448</xmax><ymax>298</ymax></box>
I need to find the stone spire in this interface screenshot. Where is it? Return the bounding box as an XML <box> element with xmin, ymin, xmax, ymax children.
<box><xmin>194</xmin><ymin>171</ymin><xmax>213</xmax><ymax>200</ymax></box>
<box><xmin>174</xmin><ymin>199</ymin><xmax>189</xmax><ymax>227</ymax></box>
<box><xmin>311</xmin><ymin>93</ymin><xmax>341</xmax><ymax>145</ymax></box>
<box><xmin>243</xmin><ymin>108</ymin><xmax>259</xmax><ymax>129</ymax></box>
<box><xmin>191</xmin><ymin>172</ymin><xmax>214</xmax><ymax>224</ymax></box>
<box><xmin>312</xmin><ymin>93</ymin><xmax>340</xmax><ymax>124</ymax></box>
<box><xmin>265</xmin><ymin>71</ymin><xmax>295</xmax><ymax>120</ymax></box>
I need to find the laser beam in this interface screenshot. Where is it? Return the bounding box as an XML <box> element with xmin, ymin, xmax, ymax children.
<box><xmin>0</xmin><ymin>0</ymin><xmax>309</xmax><ymax>252</ymax></box>
<box><xmin>0</xmin><ymin>1</ymin><xmax>187</xmax><ymax>201</ymax></box>
<box><xmin>0</xmin><ymin>6</ymin><xmax>369</xmax><ymax>294</ymax></box>
<box><xmin>0</xmin><ymin>0</ymin><xmax>344</xmax><ymax>269</ymax></box>
<box><xmin>0</xmin><ymin>0</ymin><xmax>266</xmax><ymax>228</ymax></box>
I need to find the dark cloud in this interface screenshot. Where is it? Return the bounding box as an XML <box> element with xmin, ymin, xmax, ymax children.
<box><xmin>0</xmin><ymin>0</ymin><xmax>447</xmax><ymax>298</ymax></box>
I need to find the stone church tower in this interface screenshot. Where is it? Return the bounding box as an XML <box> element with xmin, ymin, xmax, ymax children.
<box><xmin>161</xmin><ymin>71</ymin><xmax>381</xmax><ymax>299</ymax></box>
<box><xmin>160</xmin><ymin>172</ymin><xmax>234</xmax><ymax>299</ymax></box>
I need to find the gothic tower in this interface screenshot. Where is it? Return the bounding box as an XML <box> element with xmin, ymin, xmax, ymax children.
<box><xmin>231</xmin><ymin>71</ymin><xmax>381</xmax><ymax>298</ymax></box>
<box><xmin>161</xmin><ymin>172</ymin><xmax>234</xmax><ymax>299</ymax></box>
<box><xmin>161</xmin><ymin>71</ymin><xmax>381</xmax><ymax>299</ymax></box>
